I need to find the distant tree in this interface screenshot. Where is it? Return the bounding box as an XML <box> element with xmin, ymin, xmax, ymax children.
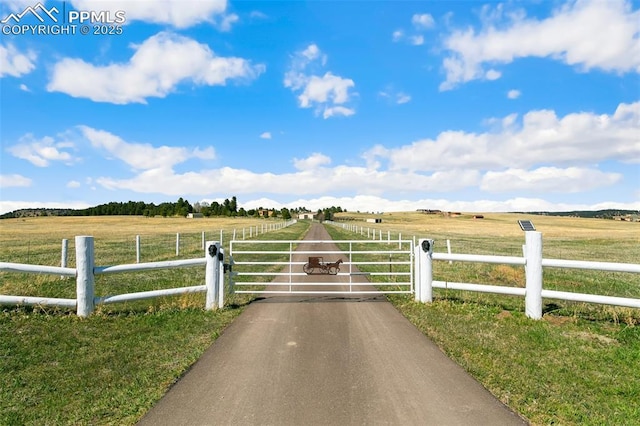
<box><xmin>230</xmin><ymin>196</ymin><xmax>237</xmax><ymax>214</ymax></box>
<box><xmin>209</xmin><ymin>201</ymin><xmax>219</xmax><ymax>215</ymax></box>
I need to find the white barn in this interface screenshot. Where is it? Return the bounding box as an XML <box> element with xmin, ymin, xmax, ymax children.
<box><xmin>298</xmin><ymin>212</ymin><xmax>315</xmax><ymax>220</ymax></box>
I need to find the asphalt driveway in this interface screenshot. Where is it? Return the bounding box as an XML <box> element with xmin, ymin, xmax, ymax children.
<box><xmin>138</xmin><ymin>223</ymin><xmax>527</xmax><ymax>425</ymax></box>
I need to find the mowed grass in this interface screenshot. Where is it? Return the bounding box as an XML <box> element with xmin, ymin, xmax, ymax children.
<box><xmin>328</xmin><ymin>212</ymin><xmax>640</xmax><ymax>425</ymax></box>
<box><xmin>2</xmin><ymin>213</ymin><xmax>639</xmax><ymax>425</ymax></box>
<box><xmin>0</xmin><ymin>216</ymin><xmax>310</xmax><ymax>425</ymax></box>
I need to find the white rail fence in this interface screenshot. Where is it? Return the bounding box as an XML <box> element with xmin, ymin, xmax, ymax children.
<box><xmin>4</xmin><ymin>225</ymin><xmax>639</xmax><ymax>319</ymax></box>
<box><xmin>55</xmin><ymin>220</ymin><xmax>297</xmax><ymax>266</ymax></box>
<box><xmin>0</xmin><ymin>236</ymin><xmax>227</xmax><ymax>317</ymax></box>
<box><xmin>414</xmin><ymin>232</ymin><xmax>640</xmax><ymax>319</ymax></box>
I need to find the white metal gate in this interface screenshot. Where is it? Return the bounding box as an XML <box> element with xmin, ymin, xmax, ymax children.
<box><xmin>229</xmin><ymin>239</ymin><xmax>414</xmax><ymax>295</ymax></box>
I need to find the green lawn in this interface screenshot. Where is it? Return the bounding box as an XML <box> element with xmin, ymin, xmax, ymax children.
<box><xmin>0</xmin><ymin>219</ymin><xmax>310</xmax><ymax>425</ymax></box>
<box><xmin>2</xmin><ymin>215</ymin><xmax>639</xmax><ymax>425</ymax></box>
<box><xmin>325</xmin><ymin>221</ymin><xmax>640</xmax><ymax>426</ymax></box>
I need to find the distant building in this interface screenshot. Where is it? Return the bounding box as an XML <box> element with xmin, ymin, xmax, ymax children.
<box><xmin>366</xmin><ymin>218</ymin><xmax>382</xmax><ymax>223</ymax></box>
<box><xmin>298</xmin><ymin>212</ymin><xmax>315</xmax><ymax>220</ymax></box>
<box><xmin>187</xmin><ymin>213</ymin><xmax>204</xmax><ymax>219</ymax></box>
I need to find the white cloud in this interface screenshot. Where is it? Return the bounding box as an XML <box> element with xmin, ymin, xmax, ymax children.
<box><xmin>78</xmin><ymin>125</ymin><xmax>215</xmax><ymax>171</ymax></box>
<box><xmin>250</xmin><ymin>11</ymin><xmax>268</xmax><ymax>20</ymax></box>
<box><xmin>440</xmin><ymin>0</ymin><xmax>640</xmax><ymax>90</ymax></box>
<box><xmin>47</xmin><ymin>32</ymin><xmax>265</xmax><ymax>104</ymax></box>
<box><xmin>301</xmin><ymin>44</ymin><xmax>325</xmax><ymax>63</ymax></box>
<box><xmin>323</xmin><ymin>106</ymin><xmax>355</xmax><ymax>119</ymax></box>
<box><xmin>284</xmin><ymin>44</ymin><xmax>356</xmax><ymax>119</ymax></box>
<box><xmin>507</xmin><ymin>89</ymin><xmax>521</xmax><ymax>99</ymax></box>
<box><xmin>394</xmin><ymin>13</ymin><xmax>434</xmax><ymax>45</ymax></box>
<box><xmin>241</xmin><ymin>195</ymin><xmax>640</xmax><ymax>214</ymax></box>
<box><xmin>95</xmin><ymin>164</ymin><xmax>481</xmax><ymax>197</ymax></box>
<box><xmin>0</xmin><ymin>43</ymin><xmax>36</xmax><ymax>78</ymax></box>
<box><xmin>260</xmin><ymin>132</ymin><xmax>272</xmax><ymax>139</ymax></box>
<box><xmin>19</xmin><ymin>83</ymin><xmax>29</xmax><ymax>91</ymax></box>
<box><xmin>12</xmin><ymin>100</ymin><xmax>635</xmax><ymax>215</ymax></box>
<box><xmin>485</xmin><ymin>69</ymin><xmax>501</xmax><ymax>80</ymax></box>
<box><xmin>217</xmin><ymin>13</ymin><xmax>239</xmax><ymax>32</ymax></box>
<box><xmin>82</xmin><ymin>102</ymin><xmax>637</xmax><ymax>201</ymax></box>
<box><xmin>298</xmin><ymin>72</ymin><xmax>354</xmax><ymax>107</ymax></box>
<box><xmin>369</xmin><ymin>102</ymin><xmax>640</xmax><ymax>172</ymax></box>
<box><xmin>396</xmin><ymin>93</ymin><xmax>411</xmax><ymax>104</ymax></box>
<box><xmin>412</xmin><ymin>13</ymin><xmax>435</xmax><ymax>29</ymax></box>
<box><xmin>409</xmin><ymin>35</ymin><xmax>424</xmax><ymax>46</ymax></box>
<box><xmin>7</xmin><ymin>134</ymin><xmax>77</xmax><ymax>167</ymax></box>
<box><xmin>69</xmin><ymin>0</ymin><xmax>227</xmax><ymax>28</ymax></box>
<box><xmin>0</xmin><ymin>174</ymin><xmax>31</xmax><ymax>188</ymax></box>
<box><xmin>293</xmin><ymin>153</ymin><xmax>331</xmax><ymax>171</ymax></box>
<box><xmin>67</xmin><ymin>180</ymin><xmax>81</xmax><ymax>188</ymax></box>
<box><xmin>380</xmin><ymin>88</ymin><xmax>411</xmax><ymax>105</ymax></box>
<box><xmin>480</xmin><ymin>167</ymin><xmax>622</xmax><ymax>192</ymax></box>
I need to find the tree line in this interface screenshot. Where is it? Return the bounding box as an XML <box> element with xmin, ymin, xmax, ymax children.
<box><xmin>1</xmin><ymin>197</ymin><xmax>346</xmax><ymax>221</ymax></box>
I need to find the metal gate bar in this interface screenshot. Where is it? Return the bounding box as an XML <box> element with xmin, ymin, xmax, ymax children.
<box><xmin>230</xmin><ymin>239</ymin><xmax>413</xmax><ymax>295</ymax></box>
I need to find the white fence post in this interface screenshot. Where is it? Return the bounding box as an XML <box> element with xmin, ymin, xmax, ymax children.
<box><xmin>136</xmin><ymin>235</ymin><xmax>141</xmax><ymax>263</ymax></box>
<box><xmin>176</xmin><ymin>233</ymin><xmax>180</xmax><ymax>256</ymax></box>
<box><xmin>205</xmin><ymin>241</ymin><xmax>221</xmax><ymax>310</ymax></box>
<box><xmin>525</xmin><ymin>231</ymin><xmax>543</xmax><ymax>319</ymax></box>
<box><xmin>447</xmin><ymin>239</ymin><xmax>452</xmax><ymax>264</ymax></box>
<box><xmin>60</xmin><ymin>239</ymin><xmax>68</xmax><ymax>279</ymax></box>
<box><xmin>76</xmin><ymin>236</ymin><xmax>95</xmax><ymax>317</ymax></box>
<box><xmin>202</xmin><ymin>231</ymin><xmax>205</xmax><ymax>250</ymax></box>
<box><xmin>418</xmin><ymin>239</ymin><xmax>434</xmax><ymax>303</ymax></box>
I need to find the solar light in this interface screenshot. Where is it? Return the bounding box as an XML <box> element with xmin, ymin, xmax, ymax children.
<box><xmin>518</xmin><ymin>220</ymin><xmax>536</xmax><ymax>231</ymax></box>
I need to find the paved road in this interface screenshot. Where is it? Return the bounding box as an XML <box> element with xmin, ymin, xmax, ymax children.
<box><xmin>138</xmin><ymin>223</ymin><xmax>527</xmax><ymax>425</ymax></box>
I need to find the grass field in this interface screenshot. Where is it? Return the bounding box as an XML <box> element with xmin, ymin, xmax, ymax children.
<box><xmin>328</xmin><ymin>212</ymin><xmax>640</xmax><ymax>425</ymax></box>
<box><xmin>0</xmin><ymin>217</ymin><xmax>309</xmax><ymax>425</ymax></box>
<box><xmin>1</xmin><ymin>213</ymin><xmax>639</xmax><ymax>425</ymax></box>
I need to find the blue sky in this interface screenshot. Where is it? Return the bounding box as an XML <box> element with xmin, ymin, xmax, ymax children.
<box><xmin>1</xmin><ymin>0</ymin><xmax>638</xmax><ymax>215</ymax></box>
